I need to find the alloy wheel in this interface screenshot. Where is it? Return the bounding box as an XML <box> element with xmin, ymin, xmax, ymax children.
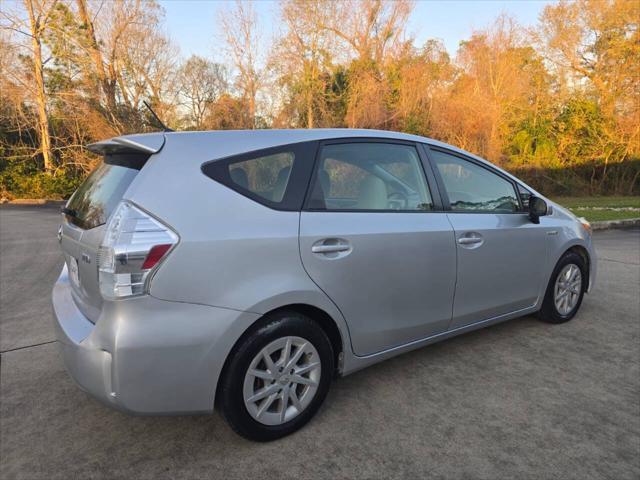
<box><xmin>243</xmin><ymin>336</ymin><xmax>321</xmax><ymax>426</ymax></box>
<box><xmin>554</xmin><ymin>263</ymin><xmax>582</xmax><ymax>315</ymax></box>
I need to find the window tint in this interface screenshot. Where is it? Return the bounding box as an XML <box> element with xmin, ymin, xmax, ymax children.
<box><xmin>202</xmin><ymin>141</ymin><xmax>317</xmax><ymax>211</ymax></box>
<box><xmin>228</xmin><ymin>152</ymin><xmax>294</xmax><ymax>203</ymax></box>
<box><xmin>308</xmin><ymin>143</ymin><xmax>432</xmax><ymax>211</ymax></box>
<box><xmin>430</xmin><ymin>149</ymin><xmax>518</xmax><ymax>213</ymax></box>
<box><xmin>65</xmin><ymin>162</ymin><xmax>139</xmax><ymax>229</ymax></box>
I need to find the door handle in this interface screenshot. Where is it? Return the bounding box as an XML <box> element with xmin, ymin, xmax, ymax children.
<box><xmin>457</xmin><ymin>233</ymin><xmax>484</xmax><ymax>249</ymax></box>
<box><xmin>311</xmin><ymin>244</ymin><xmax>351</xmax><ymax>254</ymax></box>
<box><xmin>311</xmin><ymin>238</ymin><xmax>352</xmax><ymax>257</ymax></box>
<box><xmin>457</xmin><ymin>237</ymin><xmax>482</xmax><ymax>245</ymax></box>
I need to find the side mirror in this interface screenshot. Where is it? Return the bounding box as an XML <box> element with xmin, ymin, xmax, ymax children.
<box><xmin>528</xmin><ymin>196</ymin><xmax>548</xmax><ymax>224</ymax></box>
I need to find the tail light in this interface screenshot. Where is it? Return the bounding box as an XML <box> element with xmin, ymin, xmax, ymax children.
<box><xmin>98</xmin><ymin>201</ymin><xmax>178</xmax><ymax>300</ymax></box>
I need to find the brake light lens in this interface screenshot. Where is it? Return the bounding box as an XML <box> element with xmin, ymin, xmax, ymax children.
<box><xmin>141</xmin><ymin>244</ymin><xmax>173</xmax><ymax>269</ymax></box>
<box><xmin>98</xmin><ymin>201</ymin><xmax>178</xmax><ymax>300</ymax></box>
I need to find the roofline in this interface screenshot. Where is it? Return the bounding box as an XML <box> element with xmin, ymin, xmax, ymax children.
<box><xmin>90</xmin><ymin>128</ymin><xmax>543</xmax><ymax>197</ymax></box>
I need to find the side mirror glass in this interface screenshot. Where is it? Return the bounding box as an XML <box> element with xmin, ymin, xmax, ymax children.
<box><xmin>528</xmin><ymin>196</ymin><xmax>548</xmax><ymax>224</ymax></box>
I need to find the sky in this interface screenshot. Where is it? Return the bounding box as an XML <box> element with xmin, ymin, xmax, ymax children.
<box><xmin>160</xmin><ymin>0</ymin><xmax>555</xmax><ymax>61</ymax></box>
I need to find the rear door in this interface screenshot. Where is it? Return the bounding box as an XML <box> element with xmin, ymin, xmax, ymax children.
<box><xmin>426</xmin><ymin>147</ymin><xmax>548</xmax><ymax>329</ymax></box>
<box><xmin>59</xmin><ymin>152</ymin><xmax>148</xmax><ymax>322</ymax></box>
<box><xmin>299</xmin><ymin>140</ymin><xmax>456</xmax><ymax>356</ymax></box>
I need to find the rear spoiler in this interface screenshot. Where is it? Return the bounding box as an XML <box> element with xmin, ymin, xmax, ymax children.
<box><xmin>87</xmin><ymin>133</ymin><xmax>165</xmax><ymax>156</ymax></box>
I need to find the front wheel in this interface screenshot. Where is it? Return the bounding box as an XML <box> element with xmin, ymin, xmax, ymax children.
<box><xmin>218</xmin><ymin>311</ymin><xmax>334</xmax><ymax>441</ymax></box>
<box><xmin>538</xmin><ymin>252</ymin><xmax>587</xmax><ymax>324</ymax></box>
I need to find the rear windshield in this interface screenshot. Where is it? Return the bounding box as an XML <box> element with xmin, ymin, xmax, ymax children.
<box><xmin>65</xmin><ymin>162</ymin><xmax>139</xmax><ymax>230</ymax></box>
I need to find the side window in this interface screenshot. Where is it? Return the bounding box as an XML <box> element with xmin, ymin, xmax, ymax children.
<box><xmin>229</xmin><ymin>152</ymin><xmax>293</xmax><ymax>203</ymax></box>
<box><xmin>430</xmin><ymin>149</ymin><xmax>519</xmax><ymax>213</ymax></box>
<box><xmin>202</xmin><ymin>141</ymin><xmax>317</xmax><ymax>211</ymax></box>
<box><xmin>307</xmin><ymin>142</ymin><xmax>433</xmax><ymax>211</ymax></box>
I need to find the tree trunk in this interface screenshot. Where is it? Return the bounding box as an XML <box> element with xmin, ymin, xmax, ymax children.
<box><xmin>248</xmin><ymin>85</ymin><xmax>256</xmax><ymax>129</ymax></box>
<box><xmin>76</xmin><ymin>0</ymin><xmax>117</xmax><ymax>115</ymax></box>
<box><xmin>25</xmin><ymin>0</ymin><xmax>52</xmax><ymax>172</ymax></box>
<box><xmin>307</xmin><ymin>93</ymin><xmax>314</xmax><ymax>129</ymax></box>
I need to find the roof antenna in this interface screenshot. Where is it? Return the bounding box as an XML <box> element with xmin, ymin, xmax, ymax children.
<box><xmin>143</xmin><ymin>101</ymin><xmax>174</xmax><ymax>132</ymax></box>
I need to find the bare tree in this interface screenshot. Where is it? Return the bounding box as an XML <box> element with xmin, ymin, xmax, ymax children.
<box><xmin>118</xmin><ymin>20</ymin><xmax>180</xmax><ymax>127</ymax></box>
<box><xmin>69</xmin><ymin>0</ymin><xmax>158</xmax><ymax>132</ymax></box>
<box><xmin>20</xmin><ymin>0</ymin><xmax>59</xmax><ymax>171</ymax></box>
<box><xmin>218</xmin><ymin>0</ymin><xmax>264</xmax><ymax>128</ymax></box>
<box><xmin>75</xmin><ymin>0</ymin><xmax>116</xmax><ymax>116</ymax></box>
<box><xmin>178</xmin><ymin>55</ymin><xmax>228</xmax><ymax>129</ymax></box>
<box><xmin>273</xmin><ymin>0</ymin><xmax>340</xmax><ymax>128</ymax></box>
<box><xmin>322</xmin><ymin>0</ymin><xmax>414</xmax><ymax>64</ymax></box>
<box><xmin>0</xmin><ymin>30</ymin><xmax>37</xmax><ymax>166</ymax></box>
<box><xmin>309</xmin><ymin>0</ymin><xmax>414</xmax><ymax>129</ymax></box>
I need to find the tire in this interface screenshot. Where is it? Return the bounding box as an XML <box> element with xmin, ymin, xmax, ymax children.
<box><xmin>538</xmin><ymin>251</ymin><xmax>587</xmax><ymax>324</ymax></box>
<box><xmin>218</xmin><ymin>311</ymin><xmax>334</xmax><ymax>441</ymax></box>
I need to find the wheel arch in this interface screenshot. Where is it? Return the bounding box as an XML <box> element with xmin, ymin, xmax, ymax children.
<box><xmin>270</xmin><ymin>304</ymin><xmax>344</xmax><ymax>372</ymax></box>
<box><xmin>214</xmin><ymin>303</ymin><xmax>345</xmax><ymax>407</ymax></box>
<box><xmin>539</xmin><ymin>240</ymin><xmax>593</xmax><ymax>308</ymax></box>
<box><xmin>562</xmin><ymin>244</ymin><xmax>591</xmax><ymax>288</ymax></box>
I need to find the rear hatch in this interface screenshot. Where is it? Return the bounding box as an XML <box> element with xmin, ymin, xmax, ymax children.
<box><xmin>59</xmin><ymin>134</ymin><xmax>164</xmax><ymax>323</ymax></box>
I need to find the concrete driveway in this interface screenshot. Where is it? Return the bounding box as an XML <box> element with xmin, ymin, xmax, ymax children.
<box><xmin>1</xmin><ymin>205</ymin><xmax>638</xmax><ymax>479</ymax></box>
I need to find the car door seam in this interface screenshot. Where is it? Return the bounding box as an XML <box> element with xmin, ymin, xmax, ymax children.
<box><xmin>445</xmin><ymin>213</ymin><xmax>458</xmax><ymax>331</ymax></box>
<box><xmin>297</xmin><ymin>212</ymin><xmax>357</xmax><ymax>356</ymax></box>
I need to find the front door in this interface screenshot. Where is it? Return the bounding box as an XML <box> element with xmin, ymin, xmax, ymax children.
<box><xmin>299</xmin><ymin>141</ymin><xmax>457</xmax><ymax>356</ymax></box>
<box><xmin>428</xmin><ymin>147</ymin><xmax>548</xmax><ymax>329</ymax></box>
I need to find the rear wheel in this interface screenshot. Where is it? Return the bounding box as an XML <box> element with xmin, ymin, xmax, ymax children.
<box><xmin>538</xmin><ymin>252</ymin><xmax>587</xmax><ymax>324</ymax></box>
<box><xmin>218</xmin><ymin>311</ymin><xmax>333</xmax><ymax>441</ymax></box>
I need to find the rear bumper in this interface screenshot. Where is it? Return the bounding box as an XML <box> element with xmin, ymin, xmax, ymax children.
<box><xmin>52</xmin><ymin>265</ymin><xmax>260</xmax><ymax>414</ymax></box>
<box><xmin>52</xmin><ymin>267</ymin><xmax>117</xmax><ymax>409</ymax></box>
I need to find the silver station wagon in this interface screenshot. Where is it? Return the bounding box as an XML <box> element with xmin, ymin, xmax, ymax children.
<box><xmin>52</xmin><ymin>129</ymin><xmax>596</xmax><ymax>441</ymax></box>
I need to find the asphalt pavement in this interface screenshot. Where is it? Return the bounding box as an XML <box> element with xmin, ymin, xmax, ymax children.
<box><xmin>1</xmin><ymin>205</ymin><xmax>638</xmax><ymax>479</ymax></box>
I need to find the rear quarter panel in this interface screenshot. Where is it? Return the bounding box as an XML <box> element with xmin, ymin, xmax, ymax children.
<box><xmin>123</xmin><ymin>133</ymin><xmax>353</xmax><ymax>353</ymax></box>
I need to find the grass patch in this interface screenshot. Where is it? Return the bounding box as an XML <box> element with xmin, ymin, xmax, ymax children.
<box><xmin>569</xmin><ymin>209</ymin><xmax>640</xmax><ymax>222</ymax></box>
<box><xmin>552</xmin><ymin>196</ymin><xmax>640</xmax><ymax>222</ymax></box>
<box><xmin>552</xmin><ymin>196</ymin><xmax>640</xmax><ymax>209</ymax></box>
